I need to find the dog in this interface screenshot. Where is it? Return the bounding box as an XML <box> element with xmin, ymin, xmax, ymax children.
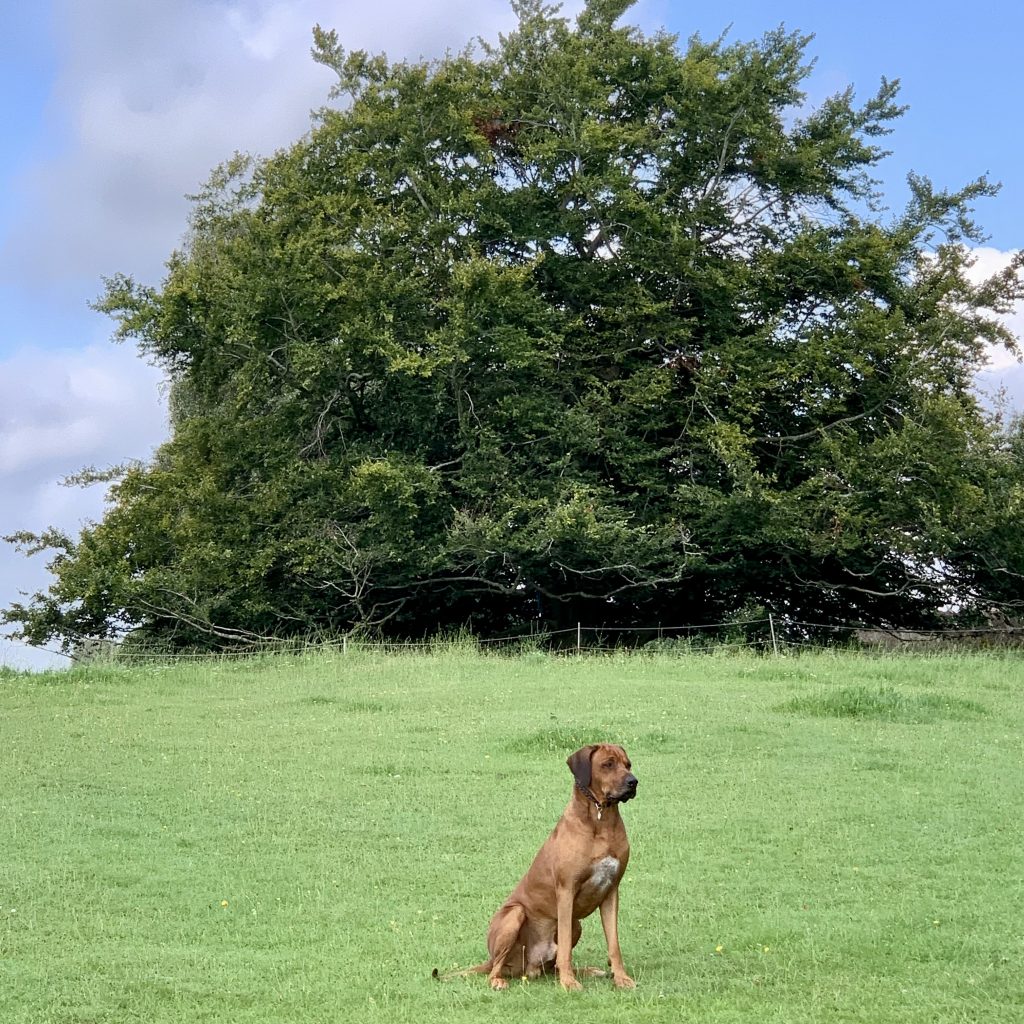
<box><xmin>440</xmin><ymin>743</ymin><xmax>638</xmax><ymax>990</ymax></box>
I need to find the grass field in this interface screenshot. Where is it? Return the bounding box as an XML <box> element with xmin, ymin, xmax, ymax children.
<box><xmin>1</xmin><ymin>649</ymin><xmax>1022</xmax><ymax>1023</ymax></box>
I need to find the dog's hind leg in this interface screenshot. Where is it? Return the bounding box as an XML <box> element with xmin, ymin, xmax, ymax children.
<box><xmin>485</xmin><ymin>904</ymin><xmax>527</xmax><ymax>990</ymax></box>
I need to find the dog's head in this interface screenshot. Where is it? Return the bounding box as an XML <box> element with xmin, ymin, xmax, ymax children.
<box><xmin>567</xmin><ymin>743</ymin><xmax>638</xmax><ymax>804</ymax></box>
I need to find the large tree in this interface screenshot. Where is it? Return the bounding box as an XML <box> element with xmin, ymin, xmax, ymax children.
<box><xmin>6</xmin><ymin>0</ymin><xmax>1023</xmax><ymax>649</ymax></box>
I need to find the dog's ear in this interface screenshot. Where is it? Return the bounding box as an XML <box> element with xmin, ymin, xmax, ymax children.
<box><xmin>567</xmin><ymin>745</ymin><xmax>597</xmax><ymax>788</ymax></box>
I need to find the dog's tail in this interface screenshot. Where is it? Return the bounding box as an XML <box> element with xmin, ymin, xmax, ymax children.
<box><xmin>432</xmin><ymin>961</ymin><xmax>490</xmax><ymax>981</ymax></box>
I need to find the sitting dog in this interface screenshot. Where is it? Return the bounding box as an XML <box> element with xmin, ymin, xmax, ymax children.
<box><xmin>458</xmin><ymin>743</ymin><xmax>639</xmax><ymax>990</ymax></box>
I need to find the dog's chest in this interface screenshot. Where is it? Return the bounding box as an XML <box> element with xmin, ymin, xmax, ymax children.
<box><xmin>588</xmin><ymin>855</ymin><xmax>620</xmax><ymax>893</ymax></box>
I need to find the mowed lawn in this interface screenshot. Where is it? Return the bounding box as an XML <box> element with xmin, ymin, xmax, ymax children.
<box><xmin>1</xmin><ymin>650</ymin><xmax>1022</xmax><ymax>1023</ymax></box>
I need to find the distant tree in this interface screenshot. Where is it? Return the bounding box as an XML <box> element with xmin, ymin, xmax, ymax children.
<box><xmin>5</xmin><ymin>0</ymin><xmax>1022</xmax><ymax>650</ymax></box>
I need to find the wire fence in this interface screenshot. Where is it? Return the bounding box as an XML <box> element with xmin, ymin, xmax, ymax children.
<box><xmin>27</xmin><ymin>613</ymin><xmax>1024</xmax><ymax>666</ymax></box>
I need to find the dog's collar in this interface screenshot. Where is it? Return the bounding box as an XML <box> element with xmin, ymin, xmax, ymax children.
<box><xmin>575</xmin><ymin>781</ymin><xmax>608</xmax><ymax>820</ymax></box>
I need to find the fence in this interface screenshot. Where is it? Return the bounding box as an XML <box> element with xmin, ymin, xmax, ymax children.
<box><xmin>33</xmin><ymin>613</ymin><xmax>1024</xmax><ymax>665</ymax></box>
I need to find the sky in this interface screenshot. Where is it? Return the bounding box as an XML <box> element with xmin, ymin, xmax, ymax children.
<box><xmin>1</xmin><ymin>0</ymin><xmax>1023</xmax><ymax>670</ymax></box>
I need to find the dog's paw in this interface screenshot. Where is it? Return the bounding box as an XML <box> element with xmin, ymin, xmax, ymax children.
<box><xmin>490</xmin><ymin>977</ymin><xmax>508</xmax><ymax>991</ymax></box>
<box><xmin>613</xmin><ymin>973</ymin><xmax>636</xmax><ymax>990</ymax></box>
<box><xmin>559</xmin><ymin>975</ymin><xmax>583</xmax><ymax>992</ymax></box>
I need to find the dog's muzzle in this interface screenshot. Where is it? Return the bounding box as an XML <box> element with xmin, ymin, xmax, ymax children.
<box><xmin>616</xmin><ymin>774</ymin><xmax>639</xmax><ymax>802</ymax></box>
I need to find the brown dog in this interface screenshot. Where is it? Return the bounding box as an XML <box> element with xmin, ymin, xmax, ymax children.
<box><xmin>470</xmin><ymin>743</ymin><xmax>638</xmax><ymax>990</ymax></box>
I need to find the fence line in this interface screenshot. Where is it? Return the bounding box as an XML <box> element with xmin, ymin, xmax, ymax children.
<box><xmin>788</xmin><ymin>619</ymin><xmax>1024</xmax><ymax>637</ymax></box>
<box><xmin>580</xmin><ymin>617</ymin><xmax>770</xmax><ymax>633</ymax></box>
<box><xmin>17</xmin><ymin>614</ymin><xmax>1024</xmax><ymax>667</ymax></box>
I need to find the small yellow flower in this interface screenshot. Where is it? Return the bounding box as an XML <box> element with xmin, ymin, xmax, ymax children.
<box><xmin>221</xmin><ymin>900</ymin><xmax>229</xmax><ymax>907</ymax></box>
<box><xmin>715</xmin><ymin>945</ymin><xmax>724</xmax><ymax>954</ymax></box>
<box><xmin>763</xmin><ymin>946</ymin><xmax>771</xmax><ymax>953</ymax></box>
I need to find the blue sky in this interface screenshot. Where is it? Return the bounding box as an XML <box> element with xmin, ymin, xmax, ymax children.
<box><xmin>2</xmin><ymin>0</ymin><xmax>1022</xmax><ymax>669</ymax></box>
<box><xmin>0</xmin><ymin>6</ymin><xmax>55</xmax><ymax>218</ymax></box>
<box><xmin>671</xmin><ymin>1</ymin><xmax>1024</xmax><ymax>250</ymax></box>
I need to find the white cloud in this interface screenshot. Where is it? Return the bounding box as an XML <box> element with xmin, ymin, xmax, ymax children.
<box><xmin>0</xmin><ymin>419</ymin><xmax>104</xmax><ymax>476</ymax></box>
<box><xmin>0</xmin><ymin>344</ymin><xmax>166</xmax><ymax>480</ymax></box>
<box><xmin>0</xmin><ymin>640</ymin><xmax>68</xmax><ymax>672</ymax></box>
<box><xmin>0</xmin><ymin>344</ymin><xmax>167</xmax><ymax>669</ymax></box>
<box><xmin>964</xmin><ymin>246</ymin><xmax>1023</xmax><ymax>369</ymax></box>
<box><xmin>2</xmin><ymin>0</ymin><xmax>522</xmax><ymax>288</ymax></box>
<box><xmin>965</xmin><ymin>247</ymin><xmax>1024</xmax><ymax>412</ymax></box>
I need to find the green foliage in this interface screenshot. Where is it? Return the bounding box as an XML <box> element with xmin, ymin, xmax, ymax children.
<box><xmin>5</xmin><ymin>0</ymin><xmax>1024</xmax><ymax>650</ymax></box>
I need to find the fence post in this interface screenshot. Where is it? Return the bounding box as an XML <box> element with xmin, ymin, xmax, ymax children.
<box><xmin>577</xmin><ymin>622</ymin><xmax>582</xmax><ymax>655</ymax></box>
<box><xmin>768</xmin><ymin>613</ymin><xmax>779</xmax><ymax>656</ymax></box>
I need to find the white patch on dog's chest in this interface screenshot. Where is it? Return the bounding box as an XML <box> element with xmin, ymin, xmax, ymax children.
<box><xmin>589</xmin><ymin>855</ymin><xmax>620</xmax><ymax>892</ymax></box>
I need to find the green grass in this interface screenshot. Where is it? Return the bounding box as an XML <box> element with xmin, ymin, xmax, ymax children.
<box><xmin>1</xmin><ymin>649</ymin><xmax>1023</xmax><ymax>1023</ymax></box>
<box><xmin>777</xmin><ymin>684</ymin><xmax>990</xmax><ymax>723</ymax></box>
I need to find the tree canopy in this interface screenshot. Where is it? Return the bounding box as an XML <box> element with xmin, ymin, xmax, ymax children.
<box><xmin>6</xmin><ymin>0</ymin><xmax>1024</xmax><ymax>650</ymax></box>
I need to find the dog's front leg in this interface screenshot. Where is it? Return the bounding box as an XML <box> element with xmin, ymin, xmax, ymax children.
<box><xmin>599</xmin><ymin>886</ymin><xmax>635</xmax><ymax>989</ymax></box>
<box><xmin>555</xmin><ymin>885</ymin><xmax>582</xmax><ymax>991</ymax></box>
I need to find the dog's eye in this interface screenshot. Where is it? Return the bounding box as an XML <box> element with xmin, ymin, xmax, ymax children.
<box><xmin>603</xmin><ymin>760</ymin><xmax>614</xmax><ymax>768</ymax></box>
